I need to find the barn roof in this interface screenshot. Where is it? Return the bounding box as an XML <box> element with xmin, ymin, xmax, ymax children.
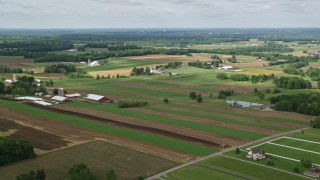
<box><xmin>51</xmin><ymin>96</ymin><xmax>68</xmax><ymax>102</ymax></box>
<box><xmin>86</xmin><ymin>94</ymin><xmax>106</xmax><ymax>101</ymax></box>
<box><xmin>65</xmin><ymin>93</ymin><xmax>81</xmax><ymax>98</ymax></box>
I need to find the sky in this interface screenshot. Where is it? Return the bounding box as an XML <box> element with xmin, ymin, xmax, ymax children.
<box><xmin>0</xmin><ymin>0</ymin><xmax>320</xmax><ymax>28</ymax></box>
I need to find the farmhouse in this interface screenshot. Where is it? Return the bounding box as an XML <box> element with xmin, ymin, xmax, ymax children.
<box><xmin>246</xmin><ymin>149</ymin><xmax>265</xmax><ymax>160</ymax></box>
<box><xmin>65</xmin><ymin>93</ymin><xmax>81</xmax><ymax>98</ymax></box>
<box><xmin>89</xmin><ymin>61</ymin><xmax>100</xmax><ymax>67</ymax></box>
<box><xmin>86</xmin><ymin>94</ymin><xmax>110</xmax><ymax>103</ymax></box>
<box><xmin>51</xmin><ymin>96</ymin><xmax>70</xmax><ymax>102</ymax></box>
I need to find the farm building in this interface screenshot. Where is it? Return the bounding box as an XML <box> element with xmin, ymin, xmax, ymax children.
<box><xmin>65</xmin><ymin>93</ymin><xmax>81</xmax><ymax>98</ymax></box>
<box><xmin>16</xmin><ymin>96</ymin><xmax>44</xmax><ymax>101</ymax></box>
<box><xmin>246</xmin><ymin>149</ymin><xmax>265</xmax><ymax>160</ymax></box>
<box><xmin>89</xmin><ymin>61</ymin><xmax>100</xmax><ymax>67</ymax></box>
<box><xmin>51</xmin><ymin>96</ymin><xmax>70</xmax><ymax>102</ymax></box>
<box><xmin>35</xmin><ymin>92</ymin><xmax>44</xmax><ymax>97</ymax></box>
<box><xmin>86</xmin><ymin>94</ymin><xmax>110</xmax><ymax>103</ymax></box>
<box><xmin>34</xmin><ymin>101</ymin><xmax>52</xmax><ymax>106</ymax></box>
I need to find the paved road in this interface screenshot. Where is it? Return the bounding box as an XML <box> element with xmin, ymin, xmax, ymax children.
<box><xmin>146</xmin><ymin>127</ymin><xmax>310</xmax><ymax>180</ymax></box>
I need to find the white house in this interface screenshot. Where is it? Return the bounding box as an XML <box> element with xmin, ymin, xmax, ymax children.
<box><xmin>89</xmin><ymin>61</ymin><xmax>100</xmax><ymax>67</ymax></box>
<box><xmin>246</xmin><ymin>149</ymin><xmax>265</xmax><ymax>160</ymax></box>
<box><xmin>5</xmin><ymin>79</ymin><xmax>13</xmax><ymax>84</ymax></box>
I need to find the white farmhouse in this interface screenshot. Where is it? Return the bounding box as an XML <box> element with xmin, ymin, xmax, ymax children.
<box><xmin>246</xmin><ymin>149</ymin><xmax>265</xmax><ymax>160</ymax></box>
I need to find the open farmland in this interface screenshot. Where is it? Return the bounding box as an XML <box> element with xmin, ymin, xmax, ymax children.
<box><xmin>0</xmin><ymin>141</ymin><xmax>178</xmax><ymax>180</ymax></box>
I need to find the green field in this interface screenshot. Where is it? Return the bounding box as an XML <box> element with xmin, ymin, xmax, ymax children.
<box><xmin>0</xmin><ymin>100</ymin><xmax>217</xmax><ymax>156</ymax></box>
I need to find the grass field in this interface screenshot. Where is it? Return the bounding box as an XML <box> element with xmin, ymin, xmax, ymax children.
<box><xmin>167</xmin><ymin>156</ymin><xmax>307</xmax><ymax>180</ymax></box>
<box><xmin>0</xmin><ymin>141</ymin><xmax>178</xmax><ymax>180</ymax></box>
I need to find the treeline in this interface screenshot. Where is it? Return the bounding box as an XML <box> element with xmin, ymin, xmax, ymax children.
<box><xmin>282</xmin><ymin>61</ymin><xmax>308</xmax><ymax>76</ymax></box>
<box><xmin>267</xmin><ymin>54</ymin><xmax>319</xmax><ymax>66</ymax></box>
<box><xmin>230</xmin><ymin>74</ymin><xmax>250</xmax><ymax>81</ymax></box>
<box><xmin>0</xmin><ymin>137</ymin><xmax>35</xmax><ymax>166</ymax></box>
<box><xmin>131</xmin><ymin>67</ymin><xmax>152</xmax><ymax>76</ymax></box>
<box><xmin>251</xmin><ymin>74</ymin><xmax>276</xmax><ymax>84</ymax></box>
<box><xmin>44</xmin><ymin>64</ymin><xmax>77</xmax><ymax>74</ymax></box>
<box><xmin>0</xmin><ymin>40</ymin><xmax>73</xmax><ymax>52</ymax></box>
<box><xmin>188</xmin><ymin>60</ymin><xmax>212</xmax><ymax>69</ymax></box>
<box><xmin>34</xmin><ymin>48</ymin><xmax>190</xmax><ymax>63</ymax></box>
<box><xmin>0</xmin><ymin>67</ymin><xmax>23</xmax><ymax>73</ymax></box>
<box><xmin>164</xmin><ymin>62</ymin><xmax>182</xmax><ymax>69</ymax></box>
<box><xmin>270</xmin><ymin>93</ymin><xmax>320</xmax><ymax>115</ymax></box>
<box><xmin>306</xmin><ymin>68</ymin><xmax>320</xmax><ymax>81</ymax></box>
<box><xmin>119</xmin><ymin>101</ymin><xmax>148</xmax><ymax>108</ymax></box>
<box><xmin>0</xmin><ymin>76</ymin><xmax>47</xmax><ymax>95</ymax></box>
<box><xmin>85</xmin><ymin>43</ymin><xmax>142</xmax><ymax>50</ymax></box>
<box><xmin>274</xmin><ymin>77</ymin><xmax>312</xmax><ymax>89</ymax></box>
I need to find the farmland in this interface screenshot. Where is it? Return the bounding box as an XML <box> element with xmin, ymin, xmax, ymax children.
<box><xmin>0</xmin><ymin>29</ymin><xmax>320</xmax><ymax>179</ymax></box>
<box><xmin>0</xmin><ymin>141</ymin><xmax>178</xmax><ymax>180</ymax></box>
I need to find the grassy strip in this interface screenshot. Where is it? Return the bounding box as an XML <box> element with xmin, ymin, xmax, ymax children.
<box><xmin>70</xmin><ymin>102</ymin><xmax>266</xmax><ymax>140</ymax></box>
<box><xmin>0</xmin><ymin>100</ymin><xmax>217</xmax><ymax>156</ymax></box>
<box><xmin>145</xmin><ymin>106</ymin><xmax>291</xmax><ymax>131</ymax></box>
<box><xmin>254</xmin><ymin>143</ymin><xmax>320</xmax><ymax>164</ymax></box>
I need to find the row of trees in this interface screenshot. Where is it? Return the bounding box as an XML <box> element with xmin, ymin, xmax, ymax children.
<box><xmin>187</xmin><ymin>60</ymin><xmax>212</xmax><ymax>69</ymax></box>
<box><xmin>270</xmin><ymin>93</ymin><xmax>320</xmax><ymax>115</ymax></box>
<box><xmin>251</xmin><ymin>74</ymin><xmax>276</xmax><ymax>84</ymax></box>
<box><xmin>0</xmin><ymin>67</ymin><xmax>24</xmax><ymax>73</ymax></box>
<box><xmin>16</xmin><ymin>163</ymin><xmax>119</xmax><ymax>180</ymax></box>
<box><xmin>44</xmin><ymin>64</ymin><xmax>77</xmax><ymax>74</ymax></box>
<box><xmin>274</xmin><ymin>77</ymin><xmax>312</xmax><ymax>89</ymax></box>
<box><xmin>131</xmin><ymin>67</ymin><xmax>152</xmax><ymax>76</ymax></box>
<box><xmin>0</xmin><ymin>137</ymin><xmax>35</xmax><ymax>166</ymax></box>
<box><xmin>189</xmin><ymin>92</ymin><xmax>203</xmax><ymax>103</ymax></box>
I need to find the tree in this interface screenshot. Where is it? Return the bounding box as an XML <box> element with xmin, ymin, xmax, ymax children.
<box><xmin>68</xmin><ymin>163</ymin><xmax>97</xmax><ymax>180</ymax></box>
<box><xmin>196</xmin><ymin>94</ymin><xmax>203</xmax><ymax>103</ymax></box>
<box><xmin>258</xmin><ymin>92</ymin><xmax>265</xmax><ymax>100</ymax></box>
<box><xmin>49</xmin><ymin>80</ymin><xmax>53</xmax><ymax>86</ymax></box>
<box><xmin>235</xmin><ymin>148</ymin><xmax>240</xmax><ymax>154</ymax></box>
<box><xmin>0</xmin><ymin>81</ymin><xmax>6</xmax><ymax>94</ymax></box>
<box><xmin>16</xmin><ymin>169</ymin><xmax>46</xmax><ymax>180</ymax></box>
<box><xmin>53</xmin><ymin>89</ymin><xmax>59</xmax><ymax>95</ymax></box>
<box><xmin>164</xmin><ymin>98</ymin><xmax>169</xmax><ymax>104</ymax></box>
<box><xmin>106</xmin><ymin>169</ymin><xmax>117</xmax><ymax>180</ymax></box>
<box><xmin>189</xmin><ymin>92</ymin><xmax>197</xmax><ymax>100</ymax></box>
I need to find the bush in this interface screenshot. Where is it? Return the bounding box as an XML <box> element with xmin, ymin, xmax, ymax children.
<box><xmin>267</xmin><ymin>159</ymin><xmax>274</xmax><ymax>166</ymax></box>
<box><xmin>235</xmin><ymin>148</ymin><xmax>240</xmax><ymax>154</ymax></box>
<box><xmin>301</xmin><ymin>159</ymin><xmax>312</xmax><ymax>168</ymax></box>
<box><xmin>293</xmin><ymin>167</ymin><xmax>300</xmax><ymax>173</ymax></box>
<box><xmin>16</xmin><ymin>169</ymin><xmax>46</xmax><ymax>180</ymax></box>
<box><xmin>216</xmin><ymin>73</ymin><xmax>229</xmax><ymax>80</ymax></box>
<box><xmin>196</xmin><ymin>94</ymin><xmax>203</xmax><ymax>103</ymax></box>
<box><xmin>230</xmin><ymin>74</ymin><xmax>250</xmax><ymax>81</ymax></box>
<box><xmin>189</xmin><ymin>92</ymin><xmax>197</xmax><ymax>100</ymax></box>
<box><xmin>118</xmin><ymin>101</ymin><xmax>148</xmax><ymax>108</ymax></box>
<box><xmin>164</xmin><ymin>98</ymin><xmax>169</xmax><ymax>104</ymax></box>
